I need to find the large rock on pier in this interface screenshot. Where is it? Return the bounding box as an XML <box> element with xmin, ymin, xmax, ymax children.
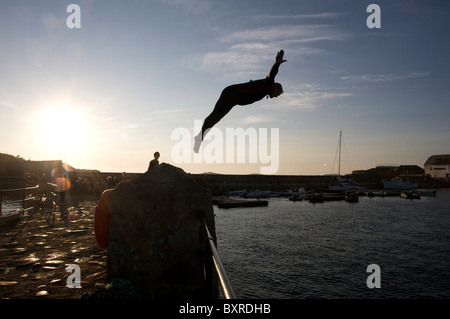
<box><xmin>107</xmin><ymin>163</ymin><xmax>217</xmax><ymax>298</ymax></box>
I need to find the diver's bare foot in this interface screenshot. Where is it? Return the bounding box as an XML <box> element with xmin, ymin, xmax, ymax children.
<box><xmin>193</xmin><ymin>132</ymin><xmax>202</xmax><ymax>153</ymax></box>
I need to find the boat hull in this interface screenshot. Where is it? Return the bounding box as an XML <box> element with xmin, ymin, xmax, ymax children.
<box><xmin>329</xmin><ymin>184</ymin><xmax>359</xmax><ymax>191</ymax></box>
<box><xmin>0</xmin><ymin>210</ymin><xmax>23</xmax><ymax>225</ymax></box>
<box><xmin>383</xmin><ymin>181</ymin><xmax>417</xmax><ymax>190</ymax></box>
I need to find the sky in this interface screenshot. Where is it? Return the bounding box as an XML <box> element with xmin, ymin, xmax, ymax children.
<box><xmin>1</xmin><ymin>0</ymin><xmax>449</xmax><ymax>175</ymax></box>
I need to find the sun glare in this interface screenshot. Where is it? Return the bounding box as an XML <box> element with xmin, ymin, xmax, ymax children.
<box><xmin>33</xmin><ymin>101</ymin><xmax>91</xmax><ymax>159</ymax></box>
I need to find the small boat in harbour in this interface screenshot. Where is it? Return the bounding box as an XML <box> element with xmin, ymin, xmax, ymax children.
<box><xmin>288</xmin><ymin>193</ymin><xmax>304</xmax><ymax>201</ymax></box>
<box><xmin>383</xmin><ymin>177</ymin><xmax>417</xmax><ymax>190</ymax></box>
<box><xmin>345</xmin><ymin>192</ymin><xmax>359</xmax><ymax>203</ymax></box>
<box><xmin>366</xmin><ymin>190</ymin><xmax>376</xmax><ymax>197</ymax></box>
<box><xmin>241</xmin><ymin>190</ymin><xmax>271</xmax><ymax>199</ymax></box>
<box><xmin>400</xmin><ymin>191</ymin><xmax>421</xmax><ymax>200</ymax></box>
<box><xmin>0</xmin><ymin>209</ymin><xmax>24</xmax><ymax>225</ymax></box>
<box><xmin>322</xmin><ymin>193</ymin><xmax>346</xmax><ymax>201</ymax></box>
<box><xmin>307</xmin><ymin>193</ymin><xmax>324</xmax><ymax>203</ymax></box>
<box><xmin>416</xmin><ymin>190</ymin><xmax>437</xmax><ymax>197</ymax></box>
<box><xmin>287</xmin><ymin>188</ymin><xmax>307</xmax><ymax>201</ymax></box>
<box><xmin>329</xmin><ymin>181</ymin><xmax>359</xmax><ymax>191</ymax></box>
<box><xmin>227</xmin><ymin>190</ymin><xmax>247</xmax><ymax>196</ymax></box>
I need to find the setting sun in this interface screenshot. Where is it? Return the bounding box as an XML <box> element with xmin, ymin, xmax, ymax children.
<box><xmin>33</xmin><ymin>101</ymin><xmax>91</xmax><ymax>159</ymax></box>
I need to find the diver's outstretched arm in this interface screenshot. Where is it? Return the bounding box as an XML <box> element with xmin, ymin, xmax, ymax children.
<box><xmin>267</xmin><ymin>50</ymin><xmax>287</xmax><ymax>82</ymax></box>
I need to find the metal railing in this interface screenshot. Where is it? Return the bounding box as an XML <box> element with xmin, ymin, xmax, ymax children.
<box><xmin>36</xmin><ymin>183</ymin><xmax>58</xmax><ymax>225</ymax></box>
<box><xmin>0</xmin><ymin>185</ymin><xmax>39</xmax><ymax>214</ymax></box>
<box><xmin>0</xmin><ymin>183</ymin><xmax>58</xmax><ymax>214</ymax></box>
<box><xmin>39</xmin><ymin>182</ymin><xmax>58</xmax><ymax>208</ymax></box>
<box><xmin>203</xmin><ymin>220</ymin><xmax>236</xmax><ymax>299</ymax></box>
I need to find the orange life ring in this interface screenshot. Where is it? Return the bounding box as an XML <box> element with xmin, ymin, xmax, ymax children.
<box><xmin>94</xmin><ymin>189</ymin><xmax>113</xmax><ymax>249</ymax></box>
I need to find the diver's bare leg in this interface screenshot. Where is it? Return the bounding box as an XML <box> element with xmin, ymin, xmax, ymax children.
<box><xmin>194</xmin><ymin>101</ymin><xmax>235</xmax><ymax>153</ymax></box>
<box><xmin>193</xmin><ymin>113</ymin><xmax>221</xmax><ymax>153</ymax></box>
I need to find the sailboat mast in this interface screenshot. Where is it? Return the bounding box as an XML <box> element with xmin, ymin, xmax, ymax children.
<box><xmin>338</xmin><ymin>130</ymin><xmax>342</xmax><ymax>176</ymax></box>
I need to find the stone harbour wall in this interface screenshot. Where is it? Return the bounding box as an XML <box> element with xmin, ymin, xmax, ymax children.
<box><xmin>107</xmin><ymin>163</ymin><xmax>217</xmax><ymax>299</ymax></box>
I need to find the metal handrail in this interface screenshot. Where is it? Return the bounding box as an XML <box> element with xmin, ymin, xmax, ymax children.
<box><xmin>0</xmin><ymin>185</ymin><xmax>39</xmax><ymax>193</ymax></box>
<box><xmin>204</xmin><ymin>220</ymin><xmax>236</xmax><ymax>299</ymax></box>
<box><xmin>0</xmin><ymin>185</ymin><xmax>40</xmax><ymax>213</ymax></box>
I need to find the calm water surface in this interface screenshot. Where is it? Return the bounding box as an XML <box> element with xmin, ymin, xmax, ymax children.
<box><xmin>214</xmin><ymin>189</ymin><xmax>450</xmax><ymax>298</ymax></box>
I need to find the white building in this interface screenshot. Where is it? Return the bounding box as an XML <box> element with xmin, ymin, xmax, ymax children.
<box><xmin>424</xmin><ymin>154</ymin><xmax>450</xmax><ymax>180</ymax></box>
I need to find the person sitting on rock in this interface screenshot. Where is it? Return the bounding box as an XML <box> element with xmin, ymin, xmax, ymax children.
<box><xmin>148</xmin><ymin>151</ymin><xmax>160</xmax><ymax>171</ymax></box>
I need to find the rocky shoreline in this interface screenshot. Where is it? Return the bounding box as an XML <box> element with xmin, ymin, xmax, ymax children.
<box><xmin>0</xmin><ymin>193</ymin><xmax>107</xmax><ymax>299</ymax></box>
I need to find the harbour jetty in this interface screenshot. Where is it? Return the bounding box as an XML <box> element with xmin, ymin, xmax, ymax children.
<box><xmin>213</xmin><ymin>196</ymin><xmax>269</xmax><ymax>209</ymax></box>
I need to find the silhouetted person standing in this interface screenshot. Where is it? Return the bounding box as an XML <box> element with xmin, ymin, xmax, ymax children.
<box><xmin>194</xmin><ymin>50</ymin><xmax>286</xmax><ymax>153</ymax></box>
<box><xmin>148</xmin><ymin>151</ymin><xmax>160</xmax><ymax>171</ymax></box>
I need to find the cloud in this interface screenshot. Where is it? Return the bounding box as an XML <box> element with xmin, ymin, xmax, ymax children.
<box><xmin>193</xmin><ymin>23</ymin><xmax>348</xmax><ymax>79</ymax></box>
<box><xmin>340</xmin><ymin>72</ymin><xmax>430</xmax><ymax>82</ymax></box>
<box><xmin>221</xmin><ymin>24</ymin><xmax>347</xmax><ymax>43</ymax></box>
<box><xmin>240</xmin><ymin>115</ymin><xmax>277</xmax><ymax>124</ymax></box>
<box><xmin>200</xmin><ymin>50</ymin><xmax>266</xmax><ymax>73</ymax></box>
<box><xmin>255</xmin><ymin>12</ymin><xmax>345</xmax><ymax>20</ymax></box>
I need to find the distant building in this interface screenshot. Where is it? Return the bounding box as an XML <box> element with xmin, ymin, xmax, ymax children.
<box><xmin>0</xmin><ymin>155</ymin><xmax>76</xmax><ymax>188</ymax></box>
<box><xmin>424</xmin><ymin>154</ymin><xmax>450</xmax><ymax>181</ymax></box>
<box><xmin>397</xmin><ymin>165</ymin><xmax>424</xmax><ymax>176</ymax></box>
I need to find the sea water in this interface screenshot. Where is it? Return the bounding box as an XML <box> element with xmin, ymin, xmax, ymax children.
<box><xmin>214</xmin><ymin>189</ymin><xmax>450</xmax><ymax>298</ymax></box>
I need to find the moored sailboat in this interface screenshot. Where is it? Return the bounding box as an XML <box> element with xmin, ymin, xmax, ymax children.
<box><xmin>328</xmin><ymin>131</ymin><xmax>359</xmax><ymax>191</ymax></box>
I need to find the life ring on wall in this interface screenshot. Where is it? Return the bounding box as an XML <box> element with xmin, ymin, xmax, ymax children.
<box><xmin>94</xmin><ymin>189</ymin><xmax>113</xmax><ymax>249</ymax></box>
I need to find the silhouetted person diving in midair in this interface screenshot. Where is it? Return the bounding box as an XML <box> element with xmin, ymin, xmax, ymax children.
<box><xmin>194</xmin><ymin>50</ymin><xmax>286</xmax><ymax>153</ymax></box>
